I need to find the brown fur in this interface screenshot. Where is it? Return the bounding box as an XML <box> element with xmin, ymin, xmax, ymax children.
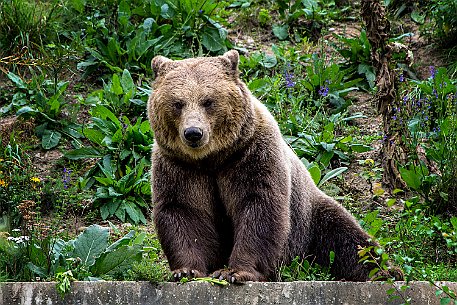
<box><xmin>148</xmin><ymin>50</ymin><xmax>389</xmax><ymax>283</ymax></box>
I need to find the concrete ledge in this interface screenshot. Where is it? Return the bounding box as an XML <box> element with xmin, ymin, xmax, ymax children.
<box><xmin>1</xmin><ymin>281</ymin><xmax>456</xmax><ymax>305</ymax></box>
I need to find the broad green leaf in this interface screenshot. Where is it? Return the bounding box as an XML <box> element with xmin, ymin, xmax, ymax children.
<box><xmin>318</xmin><ymin>167</ymin><xmax>348</xmax><ymax>187</ymax></box>
<box><xmin>399</xmin><ymin>167</ymin><xmax>422</xmax><ymax>191</ymax></box>
<box><xmin>106</xmin><ymin>231</ymin><xmax>135</xmax><ymax>252</ymax></box>
<box><xmin>450</xmin><ymin>217</ymin><xmax>457</xmax><ymax>230</ymax></box>
<box><xmin>118</xmin><ymin>0</ymin><xmax>131</xmax><ymax>27</ymax></box>
<box><xmin>108</xmin><ymin>200</ymin><xmax>121</xmax><ymax>216</ymax></box>
<box><xmin>115</xmin><ymin>203</ymin><xmax>126</xmax><ymax>222</ymax></box>
<box><xmin>42</xmin><ymin>130</ymin><xmax>62</xmax><ymax>149</ymax></box>
<box><xmin>65</xmin><ymin>147</ymin><xmax>102</xmax><ymax>160</ymax></box>
<box><xmin>95</xmin><ymin>177</ymin><xmax>114</xmax><ymax>187</ymax></box>
<box><xmin>16</xmin><ymin>106</ymin><xmax>38</xmax><ymax>117</ymax></box>
<box><xmin>111</xmin><ymin>128</ymin><xmax>123</xmax><ymax>143</ymax></box>
<box><xmin>7</xmin><ymin>72</ymin><xmax>27</xmax><ymax>89</ymax></box>
<box><xmin>350</xmin><ymin>144</ymin><xmax>373</xmax><ymax>153</ymax></box>
<box><xmin>308</xmin><ymin>165</ymin><xmax>321</xmax><ymax>186</ymax></box>
<box><xmin>92</xmin><ymin>245</ymin><xmax>142</xmax><ymax>276</ymax></box>
<box><xmin>26</xmin><ymin>263</ymin><xmax>48</xmax><ymax>278</ymax></box>
<box><xmin>84</xmin><ymin>128</ymin><xmax>105</xmax><ymax>145</ymax></box>
<box><xmin>92</xmin><ymin>105</ymin><xmax>121</xmax><ymax>128</ymax></box>
<box><xmin>272</xmin><ymin>24</ymin><xmax>289</xmax><ymax>40</ymax></box>
<box><xmin>125</xmin><ymin>202</ymin><xmax>140</xmax><ymax>224</ymax></box>
<box><xmin>302</xmin><ymin>0</ymin><xmax>318</xmax><ymax>10</ymax></box>
<box><xmin>120</xmin><ymin>69</ymin><xmax>135</xmax><ymax>93</ymax></box>
<box><xmin>160</xmin><ymin>3</ymin><xmax>172</xmax><ymax>18</ymax></box>
<box><xmin>108</xmin><ymin>186</ymin><xmax>123</xmax><ymax>197</ymax></box>
<box><xmin>140</xmin><ymin>120</ymin><xmax>151</xmax><ymax>134</ymax></box>
<box><xmin>259</xmin><ymin>54</ymin><xmax>277</xmax><ymax>69</ymax></box>
<box><xmin>440</xmin><ymin>297</ymin><xmax>451</xmax><ymax>305</ymax></box>
<box><xmin>358</xmin><ymin>63</ymin><xmax>376</xmax><ymax>88</ymax></box>
<box><xmin>72</xmin><ymin>225</ymin><xmax>109</xmax><ymax>267</ymax></box>
<box><xmin>386</xmin><ymin>198</ymin><xmax>396</xmax><ymax>207</ymax></box>
<box><xmin>411</xmin><ymin>10</ymin><xmax>425</xmax><ymax>24</ymax></box>
<box><xmin>69</xmin><ymin>0</ymin><xmax>86</xmax><ymax>13</ymax></box>
<box><xmin>112</xmin><ymin>74</ymin><xmax>123</xmax><ymax>95</ymax></box>
<box><xmin>201</xmin><ymin>27</ymin><xmax>225</xmax><ymax>52</ymax></box>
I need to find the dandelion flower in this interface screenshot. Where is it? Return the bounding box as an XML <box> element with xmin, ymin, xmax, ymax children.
<box><xmin>30</xmin><ymin>177</ymin><xmax>41</xmax><ymax>183</ymax></box>
<box><xmin>0</xmin><ymin>179</ymin><xmax>7</xmax><ymax>187</ymax></box>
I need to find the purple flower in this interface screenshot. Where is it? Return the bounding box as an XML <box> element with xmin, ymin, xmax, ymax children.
<box><xmin>429</xmin><ymin>66</ymin><xmax>436</xmax><ymax>79</ymax></box>
<box><xmin>399</xmin><ymin>74</ymin><xmax>405</xmax><ymax>82</ymax></box>
<box><xmin>318</xmin><ymin>85</ymin><xmax>329</xmax><ymax>97</ymax></box>
<box><xmin>63</xmin><ymin>167</ymin><xmax>72</xmax><ymax>189</ymax></box>
<box><xmin>284</xmin><ymin>71</ymin><xmax>295</xmax><ymax>88</ymax></box>
<box><xmin>198</xmin><ymin>9</ymin><xmax>203</xmax><ymax>14</ymax></box>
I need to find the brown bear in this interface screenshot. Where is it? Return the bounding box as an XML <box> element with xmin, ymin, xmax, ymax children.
<box><xmin>148</xmin><ymin>50</ymin><xmax>386</xmax><ymax>283</ymax></box>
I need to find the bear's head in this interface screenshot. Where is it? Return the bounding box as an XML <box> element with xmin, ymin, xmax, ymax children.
<box><xmin>148</xmin><ymin>50</ymin><xmax>254</xmax><ymax>161</ymax></box>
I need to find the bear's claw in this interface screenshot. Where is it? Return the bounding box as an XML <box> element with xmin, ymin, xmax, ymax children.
<box><xmin>171</xmin><ymin>268</ymin><xmax>205</xmax><ymax>281</ymax></box>
<box><xmin>211</xmin><ymin>268</ymin><xmax>264</xmax><ymax>284</ymax></box>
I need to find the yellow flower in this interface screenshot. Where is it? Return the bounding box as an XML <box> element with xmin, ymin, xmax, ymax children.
<box><xmin>0</xmin><ymin>178</ymin><xmax>7</xmax><ymax>187</ymax></box>
<box><xmin>30</xmin><ymin>177</ymin><xmax>41</xmax><ymax>183</ymax></box>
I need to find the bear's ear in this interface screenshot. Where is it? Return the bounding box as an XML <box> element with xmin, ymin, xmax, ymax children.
<box><xmin>151</xmin><ymin>55</ymin><xmax>173</xmax><ymax>77</ymax></box>
<box><xmin>221</xmin><ymin>50</ymin><xmax>239</xmax><ymax>74</ymax></box>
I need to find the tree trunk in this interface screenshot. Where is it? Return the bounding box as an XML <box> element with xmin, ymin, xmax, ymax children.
<box><xmin>361</xmin><ymin>0</ymin><xmax>406</xmax><ymax>189</ymax></box>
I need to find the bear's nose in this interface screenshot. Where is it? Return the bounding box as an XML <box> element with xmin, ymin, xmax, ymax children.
<box><xmin>184</xmin><ymin>127</ymin><xmax>203</xmax><ymax>142</ymax></box>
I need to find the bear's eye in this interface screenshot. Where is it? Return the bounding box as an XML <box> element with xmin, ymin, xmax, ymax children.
<box><xmin>173</xmin><ymin>101</ymin><xmax>184</xmax><ymax>110</ymax></box>
<box><xmin>202</xmin><ymin>99</ymin><xmax>214</xmax><ymax>108</ymax></box>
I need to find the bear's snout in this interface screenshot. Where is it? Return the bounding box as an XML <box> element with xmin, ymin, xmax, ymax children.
<box><xmin>184</xmin><ymin>127</ymin><xmax>203</xmax><ymax>146</ymax></box>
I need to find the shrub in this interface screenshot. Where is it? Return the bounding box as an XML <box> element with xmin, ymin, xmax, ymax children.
<box><xmin>425</xmin><ymin>0</ymin><xmax>457</xmax><ymax>47</ymax></box>
<box><xmin>0</xmin><ymin>0</ymin><xmax>60</xmax><ymax>57</ymax></box>
<box><xmin>76</xmin><ymin>0</ymin><xmax>230</xmax><ymax>76</ymax></box>
<box><xmin>394</xmin><ymin>67</ymin><xmax>457</xmax><ymax>213</ymax></box>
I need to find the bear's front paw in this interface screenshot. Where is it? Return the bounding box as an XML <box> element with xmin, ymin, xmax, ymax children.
<box><xmin>171</xmin><ymin>268</ymin><xmax>206</xmax><ymax>281</ymax></box>
<box><xmin>211</xmin><ymin>268</ymin><xmax>266</xmax><ymax>284</ymax></box>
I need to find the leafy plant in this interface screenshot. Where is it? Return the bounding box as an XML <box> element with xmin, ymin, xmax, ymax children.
<box><xmin>65</xmin><ymin>105</ymin><xmax>153</xmax><ymax>224</ymax></box>
<box><xmin>301</xmin><ymin>53</ymin><xmax>361</xmax><ymax>111</ymax></box>
<box><xmin>83</xmin><ymin>69</ymin><xmax>145</xmax><ymax>117</ymax></box>
<box><xmin>25</xmin><ymin>224</ymin><xmax>146</xmax><ymax>283</ymax></box>
<box><xmin>423</xmin><ymin>0</ymin><xmax>457</xmax><ymax>47</ymax></box>
<box><xmin>394</xmin><ymin>67</ymin><xmax>457</xmax><ymax>213</ymax></box>
<box><xmin>272</xmin><ymin>0</ymin><xmax>348</xmax><ymax>42</ymax></box>
<box><xmin>93</xmin><ymin>156</ymin><xmax>150</xmax><ymax>224</ymax></box>
<box><xmin>279</xmin><ymin>252</ymin><xmax>335</xmax><ymax>281</ymax></box>
<box><xmin>3</xmin><ymin>72</ymin><xmax>83</xmax><ymax>149</ymax></box>
<box><xmin>285</xmin><ymin>113</ymin><xmax>372</xmax><ymax>168</ymax></box>
<box><xmin>78</xmin><ymin>0</ymin><xmax>230</xmax><ymax>75</ymax></box>
<box><xmin>0</xmin><ymin>142</ymin><xmax>43</xmax><ymax>231</ymax></box>
<box><xmin>0</xmin><ymin>0</ymin><xmax>60</xmax><ymax>57</ymax></box>
<box><xmin>332</xmin><ymin>30</ymin><xmax>376</xmax><ymax>89</ymax></box>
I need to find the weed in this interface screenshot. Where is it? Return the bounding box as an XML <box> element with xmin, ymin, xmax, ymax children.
<box><xmin>394</xmin><ymin>67</ymin><xmax>457</xmax><ymax>213</ymax></box>
<box><xmin>279</xmin><ymin>252</ymin><xmax>335</xmax><ymax>281</ymax></box>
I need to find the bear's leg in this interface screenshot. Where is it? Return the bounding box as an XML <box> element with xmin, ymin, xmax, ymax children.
<box><xmin>154</xmin><ymin>204</ymin><xmax>227</xmax><ymax>281</ymax></box>
<box><xmin>310</xmin><ymin>197</ymin><xmax>377</xmax><ymax>281</ymax></box>
<box><xmin>211</xmin><ymin>200</ymin><xmax>288</xmax><ymax>283</ymax></box>
<box><xmin>152</xmin><ymin>156</ymin><xmax>228</xmax><ymax>281</ymax></box>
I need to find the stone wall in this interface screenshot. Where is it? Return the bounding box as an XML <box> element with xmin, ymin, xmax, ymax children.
<box><xmin>1</xmin><ymin>281</ymin><xmax>456</xmax><ymax>305</ymax></box>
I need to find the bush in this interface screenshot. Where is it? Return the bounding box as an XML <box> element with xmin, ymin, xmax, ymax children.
<box><xmin>394</xmin><ymin>67</ymin><xmax>457</xmax><ymax>213</ymax></box>
<box><xmin>76</xmin><ymin>0</ymin><xmax>230</xmax><ymax>76</ymax></box>
<box><xmin>0</xmin><ymin>0</ymin><xmax>60</xmax><ymax>57</ymax></box>
<box><xmin>425</xmin><ymin>0</ymin><xmax>457</xmax><ymax>46</ymax></box>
